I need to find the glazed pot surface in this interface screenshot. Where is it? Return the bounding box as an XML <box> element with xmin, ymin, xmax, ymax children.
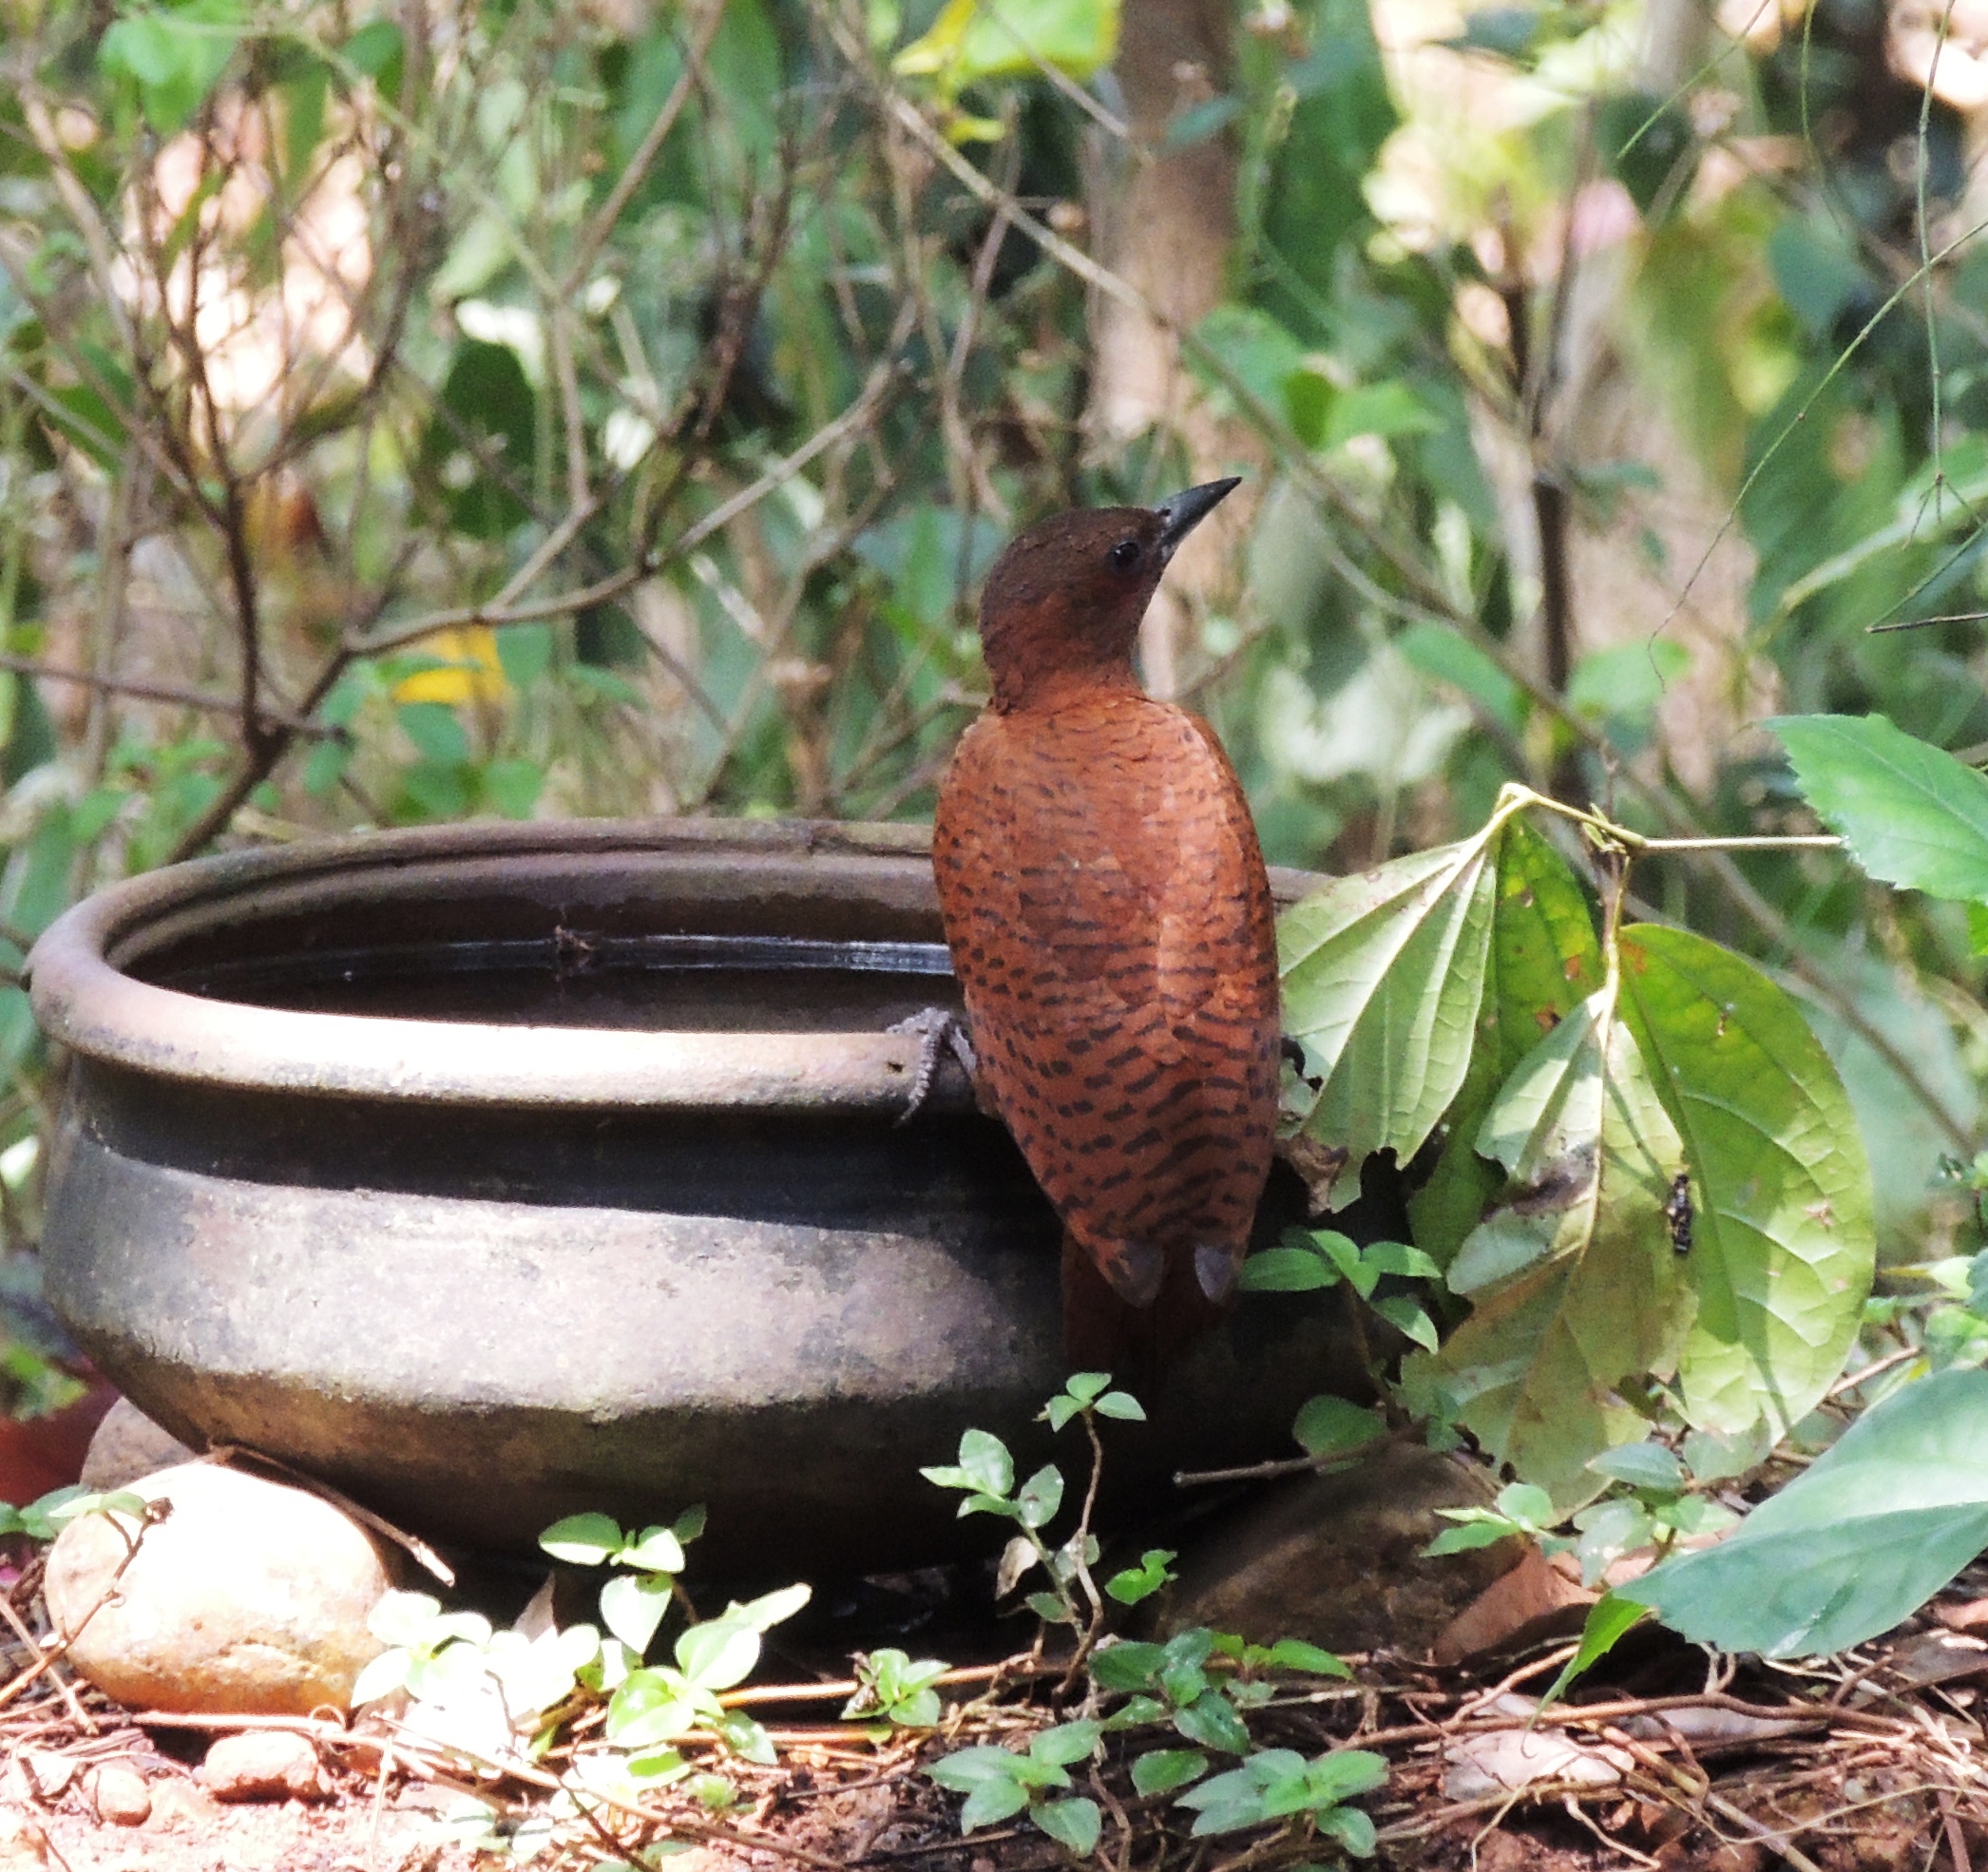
<box><xmin>30</xmin><ymin>818</ymin><xmax>1359</xmax><ymax>1568</ymax></box>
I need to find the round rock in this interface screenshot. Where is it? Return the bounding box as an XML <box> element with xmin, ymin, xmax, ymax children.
<box><xmin>44</xmin><ymin>1461</ymin><xmax>391</xmax><ymax>1715</ymax></box>
<box><xmin>201</xmin><ymin>1730</ymin><xmax>329</xmax><ymax>1803</ymax></box>
<box><xmin>88</xmin><ymin>1763</ymin><xmax>152</xmax><ymax>1826</ymax></box>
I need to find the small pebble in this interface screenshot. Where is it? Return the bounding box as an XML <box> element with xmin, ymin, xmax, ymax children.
<box><xmin>201</xmin><ymin>1730</ymin><xmax>328</xmax><ymax>1804</ymax></box>
<box><xmin>89</xmin><ymin>1764</ymin><xmax>152</xmax><ymax>1826</ymax></box>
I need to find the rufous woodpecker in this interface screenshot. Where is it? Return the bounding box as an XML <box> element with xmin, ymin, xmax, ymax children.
<box><xmin>931</xmin><ymin>479</ymin><xmax>1279</xmax><ymax>1371</ymax></box>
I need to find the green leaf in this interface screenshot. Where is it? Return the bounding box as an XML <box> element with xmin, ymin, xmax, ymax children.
<box><xmin>1565</xmin><ymin>640</ymin><xmax>1689</xmax><ymax>726</ymax></box>
<box><xmin>567</xmin><ymin>663</ymin><xmax>644</xmax><ymax>707</ymax></box>
<box><xmin>1495</xmin><ymin>1481</ymin><xmax>1558</xmax><ymax>1528</ymax></box>
<box><xmin>1280</xmin><ymin>808</ymin><xmax>1520</xmax><ymax>1209</ymax></box>
<box><xmin>1017</xmin><ymin>1464</ymin><xmax>1064</xmax><ymax>1529</ymax></box>
<box><xmin>1409</xmin><ymin>816</ymin><xmax>1603</xmax><ymax>1267</ymax></box>
<box><xmin>481</xmin><ymin>757</ymin><xmax>543</xmax><ymax>821</ymax></box>
<box><xmin>958</xmin><ymin>1775</ymin><xmax>1032</xmax><ymax>1831</ymax></box>
<box><xmin>497</xmin><ymin>622</ymin><xmax>555</xmax><ymax>689</ymax></box>
<box><xmin>1291</xmin><ymin>1396</ymin><xmax>1384</xmax><ymax>1459</ymax></box>
<box><xmin>398</xmin><ymin>701</ymin><xmax>468</xmax><ymax>767</ymax></box>
<box><xmin>1093</xmin><ymin>1390</ymin><xmax>1145</xmax><ymax>1421</ymax></box>
<box><xmin>1063</xmin><ymin>1372</ymin><xmax>1110</xmax><ymax>1403</ymax></box>
<box><xmin>1030</xmin><ymin>1720</ymin><xmax>1100</xmax><ymax>1767</ymax></box>
<box><xmin>1319</xmin><ymin>1804</ymin><xmax>1379</xmax><ymax>1855</ymax></box>
<box><xmin>1620</xmin><ymin>1369</ymin><xmax>1988</xmax><ymax>1657</ymax></box>
<box><xmin>674</xmin><ymin>1619</ymin><xmax>759</xmax><ymax>1693</ymax></box>
<box><xmin>606</xmin><ymin>1670</ymin><xmax>699</xmax><ymax>1748</ymax></box>
<box><xmin>925</xmin><ymin>1429</ymin><xmax>1014</xmax><ymax>1500</ymax></box>
<box><xmin>1032</xmin><ymin>1796</ymin><xmax>1100</xmax><ymax>1857</ymax></box>
<box><xmin>726</xmin><ymin>1583</ymin><xmax>810</xmax><ymax>1632</ymax></box>
<box><xmin>599</xmin><ymin>1572</ymin><xmax>673</xmax><ymax>1656</ymax></box>
<box><xmin>1089</xmin><ymin>1641</ymin><xmax>1163</xmax><ymax>1692</ymax></box>
<box><xmin>1426</xmin><ymin>982</ymin><xmax>1696</xmax><ymax>1504</ymax></box>
<box><xmin>1322</xmin><ymin>381</ymin><xmax>1440</xmax><ymax>450</ymax></box>
<box><xmin>927</xmin><ymin>1747</ymin><xmax>1030</xmax><ymax>1792</ymax></box>
<box><xmin>101</xmin><ymin>0</ymin><xmax>246</xmax><ymax>133</ymax></box>
<box><xmin>1236</xmin><ymin>1244</ymin><xmax>1340</xmax><ymax>1291</ymax></box>
<box><xmin>1369</xmin><ymin>1295</ymin><xmax>1440</xmax><ymax>1351</ymax></box>
<box><xmin>1396</xmin><ymin>621</ymin><xmax>1527</xmax><ymax>735</ymax></box>
<box><xmin>1585</xmin><ymin>1441</ymin><xmax>1685</xmax><ymax>1494</ymax></box>
<box><xmin>1104</xmin><ymin>1549</ymin><xmax>1176</xmax><ymax>1605</ymax></box>
<box><xmin>1101</xmin><ymin>1694</ymin><xmax>1168</xmax><ymax>1730</ymax></box>
<box><xmin>421</xmin><ymin>340</ymin><xmax>536</xmax><ymax>541</ymax></box>
<box><xmin>1770</xmin><ymin>714</ymin><xmax>1988</xmax><ymax>903</ymax></box>
<box><xmin>711</xmin><ymin>1712</ymin><xmax>770</xmax><ymax>1765</ymax></box>
<box><xmin>301</xmin><ymin>737</ymin><xmax>352</xmax><ymax>798</ymax></box>
<box><xmin>1131</xmin><ymin>1748</ymin><xmax>1207</xmax><ymax>1795</ymax></box>
<box><xmin>1361</xmin><ymin>1240</ymin><xmax>1442</xmax><ymax>1278</ymax></box>
<box><xmin>1422</xmin><ymin>1519</ymin><xmax>1515</xmax><ymax>1557</ymax></box>
<box><xmin>1617</xmin><ymin>925</ymin><xmax>1874</xmax><ymax>1439</ymax></box>
<box><xmin>1264</xmin><ymin>1639</ymin><xmax>1350</xmax><ymax>1677</ymax></box>
<box><xmin>1172</xmin><ymin>1691</ymin><xmax>1252</xmax><ymax>1754</ymax></box>
<box><xmin>618</xmin><ymin>1526</ymin><xmax>686</xmax><ymax>1575</ymax></box>
<box><xmin>541</xmin><ymin>1513</ymin><xmax>624</xmax><ymax>1565</ymax></box>
<box><xmin>351</xmin><ymin>1647</ymin><xmax>411</xmax><ymax>1706</ymax></box>
<box><xmin>671</xmin><ymin>1504</ymin><xmax>709</xmax><ymax>1546</ymax></box>
<box><xmin>343</xmin><ymin>18</ymin><xmax>405</xmax><ymax>79</ymax></box>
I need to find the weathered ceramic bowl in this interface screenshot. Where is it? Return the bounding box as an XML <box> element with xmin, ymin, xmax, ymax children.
<box><xmin>27</xmin><ymin>819</ymin><xmax>1359</xmax><ymax>1570</ymax></box>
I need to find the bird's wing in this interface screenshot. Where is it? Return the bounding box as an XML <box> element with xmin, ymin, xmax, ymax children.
<box><xmin>933</xmin><ymin>701</ymin><xmax>1279</xmax><ymax>1286</ymax></box>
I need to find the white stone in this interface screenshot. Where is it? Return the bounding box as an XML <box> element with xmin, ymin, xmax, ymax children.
<box><xmin>44</xmin><ymin>1461</ymin><xmax>391</xmax><ymax>1715</ymax></box>
<box><xmin>89</xmin><ymin>1763</ymin><xmax>152</xmax><ymax>1825</ymax></box>
<box><xmin>201</xmin><ymin>1730</ymin><xmax>329</xmax><ymax>1803</ymax></box>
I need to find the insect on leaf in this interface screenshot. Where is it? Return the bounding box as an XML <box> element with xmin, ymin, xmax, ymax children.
<box><xmin>1424</xmin><ymin>982</ymin><xmax>1695</xmax><ymax>1505</ymax></box>
<box><xmin>1616</xmin><ymin>925</ymin><xmax>1874</xmax><ymax>1439</ymax></box>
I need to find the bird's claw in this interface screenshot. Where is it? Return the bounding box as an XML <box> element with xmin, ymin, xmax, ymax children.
<box><xmin>889</xmin><ymin>1007</ymin><xmax>978</xmax><ymax>1126</ymax></box>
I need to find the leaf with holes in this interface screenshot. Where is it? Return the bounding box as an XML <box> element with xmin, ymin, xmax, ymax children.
<box><xmin>1616</xmin><ymin>925</ymin><xmax>1874</xmax><ymax>1438</ymax></box>
<box><xmin>1422</xmin><ymin>983</ymin><xmax>1695</xmax><ymax>1504</ymax></box>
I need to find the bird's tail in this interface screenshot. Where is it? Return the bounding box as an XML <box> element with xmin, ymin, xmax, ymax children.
<box><xmin>1059</xmin><ymin>1231</ymin><xmax>1222</xmax><ymax>1384</ymax></box>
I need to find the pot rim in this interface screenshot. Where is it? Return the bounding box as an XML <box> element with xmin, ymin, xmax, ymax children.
<box><xmin>27</xmin><ymin>816</ymin><xmax>1322</xmax><ymax>1113</ymax></box>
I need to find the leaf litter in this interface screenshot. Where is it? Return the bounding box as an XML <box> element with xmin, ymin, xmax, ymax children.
<box><xmin>6</xmin><ymin>1535</ymin><xmax>1988</xmax><ymax>1872</ymax></box>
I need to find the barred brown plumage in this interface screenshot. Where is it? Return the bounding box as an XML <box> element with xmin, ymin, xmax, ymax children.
<box><xmin>931</xmin><ymin>480</ymin><xmax>1280</xmax><ymax>1372</ymax></box>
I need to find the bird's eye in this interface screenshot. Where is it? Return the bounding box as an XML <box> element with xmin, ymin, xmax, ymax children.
<box><xmin>1108</xmin><ymin>539</ymin><xmax>1142</xmax><ymax>571</ymax></box>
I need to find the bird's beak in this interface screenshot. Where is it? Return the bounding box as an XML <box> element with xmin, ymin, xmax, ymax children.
<box><xmin>1153</xmin><ymin>477</ymin><xmax>1241</xmax><ymax>560</ymax></box>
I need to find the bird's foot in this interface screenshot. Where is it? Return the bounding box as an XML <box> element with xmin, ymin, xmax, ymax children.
<box><xmin>889</xmin><ymin>1008</ymin><xmax>979</xmax><ymax>1126</ymax></box>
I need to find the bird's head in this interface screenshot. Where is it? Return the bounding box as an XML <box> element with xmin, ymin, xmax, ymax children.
<box><xmin>976</xmin><ymin>478</ymin><xmax>1240</xmax><ymax>712</ymax></box>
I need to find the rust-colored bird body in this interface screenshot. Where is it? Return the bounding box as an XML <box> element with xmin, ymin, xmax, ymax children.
<box><xmin>932</xmin><ymin>482</ymin><xmax>1279</xmax><ymax>1368</ymax></box>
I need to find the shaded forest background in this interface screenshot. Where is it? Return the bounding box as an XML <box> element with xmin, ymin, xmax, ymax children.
<box><xmin>4</xmin><ymin>0</ymin><xmax>1988</xmax><ymax>1406</ymax></box>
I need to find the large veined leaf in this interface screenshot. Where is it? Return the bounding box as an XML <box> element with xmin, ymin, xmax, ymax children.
<box><xmin>1408</xmin><ymin>818</ymin><xmax>1603</xmax><ymax>1266</ymax></box>
<box><xmin>1616</xmin><ymin>926</ymin><xmax>1873</xmax><ymax>1439</ymax></box>
<box><xmin>1424</xmin><ymin>983</ymin><xmax>1696</xmax><ymax>1504</ymax></box>
<box><xmin>1621</xmin><ymin>1370</ymin><xmax>1988</xmax><ymax>1657</ymax></box>
<box><xmin>1771</xmin><ymin>713</ymin><xmax>1988</xmax><ymax>902</ymax></box>
<box><xmin>1280</xmin><ymin>798</ymin><xmax>1527</xmax><ymax>1210</ymax></box>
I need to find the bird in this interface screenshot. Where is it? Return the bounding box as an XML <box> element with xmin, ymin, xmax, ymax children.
<box><xmin>929</xmin><ymin>478</ymin><xmax>1280</xmax><ymax>1373</ymax></box>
